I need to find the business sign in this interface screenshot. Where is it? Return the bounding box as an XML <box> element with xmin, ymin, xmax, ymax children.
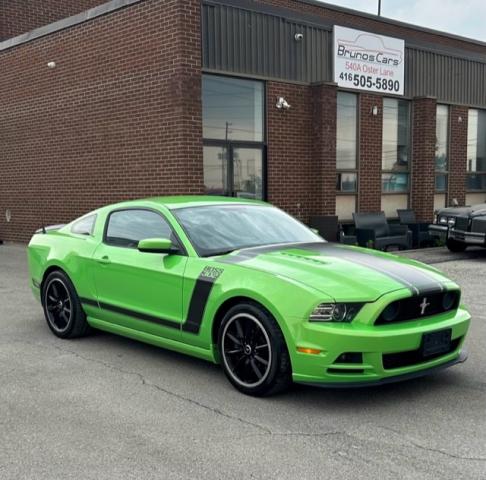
<box><xmin>334</xmin><ymin>26</ymin><xmax>405</xmax><ymax>95</ymax></box>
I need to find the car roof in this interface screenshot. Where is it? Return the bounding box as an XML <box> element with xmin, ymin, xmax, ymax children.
<box><xmin>106</xmin><ymin>196</ymin><xmax>269</xmax><ymax>211</ymax></box>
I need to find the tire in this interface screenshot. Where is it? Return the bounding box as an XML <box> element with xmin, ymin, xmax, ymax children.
<box><xmin>41</xmin><ymin>270</ymin><xmax>91</xmax><ymax>339</ymax></box>
<box><xmin>218</xmin><ymin>301</ymin><xmax>292</xmax><ymax>396</ymax></box>
<box><xmin>446</xmin><ymin>238</ymin><xmax>467</xmax><ymax>253</ymax></box>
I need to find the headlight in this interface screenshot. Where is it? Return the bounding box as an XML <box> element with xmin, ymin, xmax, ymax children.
<box><xmin>309</xmin><ymin>303</ymin><xmax>364</xmax><ymax>323</ymax></box>
<box><xmin>438</xmin><ymin>216</ymin><xmax>448</xmax><ymax>225</ymax></box>
<box><xmin>448</xmin><ymin>217</ymin><xmax>456</xmax><ymax>226</ymax></box>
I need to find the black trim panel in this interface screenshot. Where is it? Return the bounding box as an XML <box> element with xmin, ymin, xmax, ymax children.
<box><xmin>182</xmin><ymin>266</ymin><xmax>224</xmax><ymax>333</ymax></box>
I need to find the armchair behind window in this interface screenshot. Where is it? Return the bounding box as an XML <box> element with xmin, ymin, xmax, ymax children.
<box><xmin>353</xmin><ymin>212</ymin><xmax>411</xmax><ymax>251</ymax></box>
<box><xmin>397</xmin><ymin>209</ymin><xmax>432</xmax><ymax>248</ymax></box>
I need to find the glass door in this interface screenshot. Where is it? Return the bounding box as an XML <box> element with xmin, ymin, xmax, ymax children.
<box><xmin>203</xmin><ymin>144</ymin><xmax>264</xmax><ymax>200</ymax></box>
<box><xmin>231</xmin><ymin>146</ymin><xmax>263</xmax><ymax>200</ymax></box>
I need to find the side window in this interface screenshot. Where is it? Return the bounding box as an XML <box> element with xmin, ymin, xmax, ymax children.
<box><xmin>105</xmin><ymin>210</ymin><xmax>174</xmax><ymax>248</ymax></box>
<box><xmin>71</xmin><ymin>214</ymin><xmax>97</xmax><ymax>236</ymax></box>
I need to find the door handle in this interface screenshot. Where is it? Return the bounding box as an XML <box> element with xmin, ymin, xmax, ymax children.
<box><xmin>96</xmin><ymin>255</ymin><xmax>111</xmax><ymax>265</ymax></box>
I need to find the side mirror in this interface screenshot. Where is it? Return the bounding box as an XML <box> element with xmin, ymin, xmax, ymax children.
<box><xmin>137</xmin><ymin>238</ymin><xmax>177</xmax><ymax>254</ymax></box>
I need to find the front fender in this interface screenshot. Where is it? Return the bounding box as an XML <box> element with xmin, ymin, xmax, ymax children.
<box><xmin>185</xmin><ymin>259</ymin><xmax>331</xmax><ymax>359</ymax></box>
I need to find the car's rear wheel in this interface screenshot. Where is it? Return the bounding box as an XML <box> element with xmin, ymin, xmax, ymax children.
<box><xmin>446</xmin><ymin>238</ymin><xmax>467</xmax><ymax>253</ymax></box>
<box><xmin>41</xmin><ymin>271</ymin><xmax>91</xmax><ymax>339</ymax></box>
<box><xmin>218</xmin><ymin>302</ymin><xmax>291</xmax><ymax>396</ymax></box>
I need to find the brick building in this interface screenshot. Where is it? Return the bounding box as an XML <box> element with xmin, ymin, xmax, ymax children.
<box><xmin>1</xmin><ymin>0</ymin><xmax>486</xmax><ymax>242</ymax></box>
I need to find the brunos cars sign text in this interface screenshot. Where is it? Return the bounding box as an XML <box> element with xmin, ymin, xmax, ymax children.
<box><xmin>334</xmin><ymin>26</ymin><xmax>405</xmax><ymax>95</ymax></box>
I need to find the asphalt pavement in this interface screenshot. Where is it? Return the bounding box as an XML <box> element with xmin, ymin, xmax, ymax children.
<box><xmin>1</xmin><ymin>243</ymin><xmax>485</xmax><ymax>479</ymax></box>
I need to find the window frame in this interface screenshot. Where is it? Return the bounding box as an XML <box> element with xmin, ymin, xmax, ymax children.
<box><xmin>102</xmin><ymin>207</ymin><xmax>187</xmax><ymax>255</ymax></box>
<box><xmin>381</xmin><ymin>97</ymin><xmax>411</xmax><ymax>195</ymax></box>
<box><xmin>336</xmin><ymin>91</ymin><xmax>359</xmax><ymax>196</ymax></box>
<box><xmin>466</xmin><ymin>108</ymin><xmax>486</xmax><ymax>193</ymax></box>
<box><xmin>202</xmin><ymin>74</ymin><xmax>267</xmax><ymax>200</ymax></box>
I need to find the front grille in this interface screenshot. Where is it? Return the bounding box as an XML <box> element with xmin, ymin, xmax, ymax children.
<box><xmin>375</xmin><ymin>291</ymin><xmax>460</xmax><ymax>325</ymax></box>
<box><xmin>382</xmin><ymin>338</ymin><xmax>461</xmax><ymax>370</ymax></box>
<box><xmin>455</xmin><ymin>216</ymin><xmax>469</xmax><ymax>231</ymax></box>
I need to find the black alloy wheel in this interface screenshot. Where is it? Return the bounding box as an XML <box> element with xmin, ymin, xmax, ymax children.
<box><xmin>218</xmin><ymin>302</ymin><xmax>291</xmax><ymax>396</ymax></box>
<box><xmin>41</xmin><ymin>270</ymin><xmax>91</xmax><ymax>339</ymax></box>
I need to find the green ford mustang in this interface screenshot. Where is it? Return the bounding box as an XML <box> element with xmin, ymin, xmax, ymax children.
<box><xmin>28</xmin><ymin>196</ymin><xmax>470</xmax><ymax>396</ymax></box>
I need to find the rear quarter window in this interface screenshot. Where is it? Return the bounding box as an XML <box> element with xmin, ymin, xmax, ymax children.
<box><xmin>71</xmin><ymin>214</ymin><xmax>97</xmax><ymax>236</ymax></box>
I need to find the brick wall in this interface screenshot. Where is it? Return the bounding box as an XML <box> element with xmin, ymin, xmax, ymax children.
<box><xmin>0</xmin><ymin>0</ymin><xmax>105</xmax><ymax>41</ymax></box>
<box><xmin>449</xmin><ymin>105</ymin><xmax>468</xmax><ymax>206</ymax></box>
<box><xmin>358</xmin><ymin>94</ymin><xmax>383</xmax><ymax>212</ymax></box>
<box><xmin>411</xmin><ymin>97</ymin><xmax>437</xmax><ymax>221</ymax></box>
<box><xmin>310</xmin><ymin>83</ymin><xmax>337</xmax><ymax>217</ymax></box>
<box><xmin>266</xmin><ymin>81</ymin><xmax>337</xmax><ymax>223</ymax></box>
<box><xmin>266</xmin><ymin>82</ymin><xmax>314</xmax><ymax>221</ymax></box>
<box><xmin>0</xmin><ymin>0</ymin><xmax>203</xmax><ymax>242</ymax></box>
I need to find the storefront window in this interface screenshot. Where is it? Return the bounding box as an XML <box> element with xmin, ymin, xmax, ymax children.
<box><xmin>382</xmin><ymin>99</ymin><xmax>410</xmax><ymax>171</ymax></box>
<box><xmin>202</xmin><ymin>75</ymin><xmax>265</xmax><ymax>199</ymax></box>
<box><xmin>467</xmin><ymin>109</ymin><xmax>486</xmax><ymax>191</ymax></box>
<box><xmin>336</xmin><ymin>92</ymin><xmax>358</xmax><ymax>219</ymax></box>
<box><xmin>435</xmin><ymin>105</ymin><xmax>449</xmax><ymax>192</ymax></box>
<box><xmin>203</xmin><ymin>75</ymin><xmax>263</xmax><ymax>142</ymax></box>
<box><xmin>381</xmin><ymin>99</ymin><xmax>410</xmax><ymax>215</ymax></box>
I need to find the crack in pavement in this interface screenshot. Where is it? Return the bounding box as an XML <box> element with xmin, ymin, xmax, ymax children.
<box><xmin>377</xmin><ymin>425</ymin><xmax>486</xmax><ymax>462</ymax></box>
<box><xmin>22</xmin><ymin>340</ymin><xmax>273</xmax><ymax>434</ymax></box>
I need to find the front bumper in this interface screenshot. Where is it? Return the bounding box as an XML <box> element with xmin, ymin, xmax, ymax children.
<box><xmin>428</xmin><ymin>224</ymin><xmax>448</xmax><ymax>239</ymax></box>
<box><xmin>449</xmin><ymin>228</ymin><xmax>486</xmax><ymax>246</ymax></box>
<box><xmin>298</xmin><ymin>350</ymin><xmax>467</xmax><ymax>388</ymax></box>
<box><xmin>290</xmin><ymin>307</ymin><xmax>471</xmax><ymax>386</ymax></box>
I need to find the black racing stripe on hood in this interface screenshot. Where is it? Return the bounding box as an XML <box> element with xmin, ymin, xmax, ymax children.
<box><xmin>299</xmin><ymin>243</ymin><xmax>444</xmax><ymax>295</ymax></box>
<box><xmin>219</xmin><ymin>242</ymin><xmax>444</xmax><ymax>295</ymax></box>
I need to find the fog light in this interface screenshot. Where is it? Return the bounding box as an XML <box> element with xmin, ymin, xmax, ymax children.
<box><xmin>381</xmin><ymin>302</ymin><xmax>400</xmax><ymax>322</ymax></box>
<box><xmin>336</xmin><ymin>352</ymin><xmax>363</xmax><ymax>364</ymax></box>
<box><xmin>442</xmin><ymin>292</ymin><xmax>457</xmax><ymax>311</ymax></box>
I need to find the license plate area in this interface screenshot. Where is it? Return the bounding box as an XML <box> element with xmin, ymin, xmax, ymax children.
<box><xmin>421</xmin><ymin>329</ymin><xmax>452</xmax><ymax>357</ymax></box>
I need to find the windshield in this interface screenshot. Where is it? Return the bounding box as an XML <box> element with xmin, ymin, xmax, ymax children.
<box><xmin>173</xmin><ymin>204</ymin><xmax>323</xmax><ymax>257</ymax></box>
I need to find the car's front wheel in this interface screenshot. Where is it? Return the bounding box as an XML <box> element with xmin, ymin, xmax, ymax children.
<box><xmin>41</xmin><ymin>270</ymin><xmax>91</xmax><ymax>339</ymax></box>
<box><xmin>446</xmin><ymin>238</ymin><xmax>467</xmax><ymax>253</ymax></box>
<box><xmin>218</xmin><ymin>302</ymin><xmax>291</xmax><ymax>396</ymax></box>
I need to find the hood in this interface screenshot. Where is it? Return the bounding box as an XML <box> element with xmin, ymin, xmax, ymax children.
<box><xmin>438</xmin><ymin>203</ymin><xmax>486</xmax><ymax>217</ymax></box>
<box><xmin>219</xmin><ymin>243</ymin><xmax>451</xmax><ymax>302</ymax></box>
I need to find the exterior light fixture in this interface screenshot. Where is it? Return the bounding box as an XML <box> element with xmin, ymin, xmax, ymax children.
<box><xmin>458</xmin><ymin>116</ymin><xmax>463</xmax><ymax>123</ymax></box>
<box><xmin>294</xmin><ymin>33</ymin><xmax>304</xmax><ymax>41</ymax></box>
<box><xmin>371</xmin><ymin>105</ymin><xmax>379</xmax><ymax>116</ymax></box>
<box><xmin>276</xmin><ymin>97</ymin><xmax>291</xmax><ymax>110</ymax></box>
<box><xmin>47</xmin><ymin>61</ymin><xmax>56</xmax><ymax>68</ymax></box>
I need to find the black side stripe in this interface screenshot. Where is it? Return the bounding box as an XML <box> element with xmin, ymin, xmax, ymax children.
<box><xmin>78</xmin><ymin>266</ymin><xmax>224</xmax><ymax>335</ymax></box>
<box><xmin>79</xmin><ymin>296</ymin><xmax>180</xmax><ymax>330</ymax></box>
<box><xmin>182</xmin><ymin>266</ymin><xmax>223</xmax><ymax>334</ymax></box>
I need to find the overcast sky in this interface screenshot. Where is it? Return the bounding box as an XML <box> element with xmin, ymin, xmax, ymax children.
<box><xmin>318</xmin><ymin>0</ymin><xmax>486</xmax><ymax>42</ymax></box>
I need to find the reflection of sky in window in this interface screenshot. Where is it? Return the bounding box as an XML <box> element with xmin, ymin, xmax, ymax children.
<box><xmin>336</xmin><ymin>92</ymin><xmax>357</xmax><ymax>170</ymax></box>
<box><xmin>203</xmin><ymin>76</ymin><xmax>263</xmax><ymax>142</ymax></box>
<box><xmin>382</xmin><ymin>99</ymin><xmax>410</xmax><ymax>171</ymax></box>
<box><xmin>467</xmin><ymin>109</ymin><xmax>486</xmax><ymax>172</ymax></box>
<box><xmin>435</xmin><ymin>105</ymin><xmax>449</xmax><ymax>171</ymax></box>
<box><xmin>107</xmin><ymin>211</ymin><xmax>171</xmax><ymax>243</ymax></box>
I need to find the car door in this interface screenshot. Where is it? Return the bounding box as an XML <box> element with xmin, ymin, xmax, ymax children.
<box><xmin>91</xmin><ymin>208</ymin><xmax>187</xmax><ymax>341</ymax></box>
